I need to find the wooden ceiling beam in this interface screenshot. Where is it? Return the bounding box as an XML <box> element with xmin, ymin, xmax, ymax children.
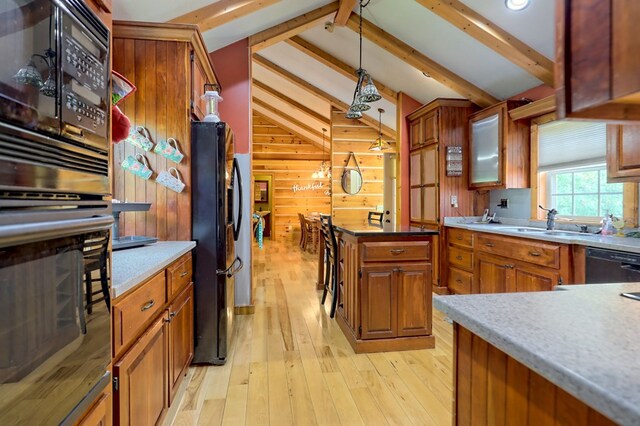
<box><xmin>253</xmin><ymin>79</ymin><xmax>330</xmax><ymax>126</ymax></box>
<box><xmin>345</xmin><ymin>14</ymin><xmax>499</xmax><ymax>107</ymax></box>
<box><xmin>253</xmin><ymin>112</ymin><xmax>322</xmax><ymax>148</ymax></box>
<box><xmin>253</xmin><ymin>54</ymin><xmax>397</xmax><ymax>138</ymax></box>
<box><xmin>285</xmin><ymin>36</ymin><xmax>397</xmax><ymax>103</ymax></box>
<box><xmin>416</xmin><ymin>0</ymin><xmax>554</xmax><ymax>86</ymax></box>
<box><xmin>334</xmin><ymin>0</ymin><xmax>357</xmax><ymax>26</ymax></box>
<box><xmin>252</xmin><ymin>96</ymin><xmax>328</xmax><ymax>149</ymax></box>
<box><xmin>169</xmin><ymin>0</ymin><xmax>280</xmax><ymax>32</ymax></box>
<box><xmin>249</xmin><ymin>1</ymin><xmax>340</xmax><ymax>52</ymax></box>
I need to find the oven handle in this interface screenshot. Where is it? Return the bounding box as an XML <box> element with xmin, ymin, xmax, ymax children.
<box><xmin>0</xmin><ymin>215</ymin><xmax>114</xmax><ymax>248</ymax></box>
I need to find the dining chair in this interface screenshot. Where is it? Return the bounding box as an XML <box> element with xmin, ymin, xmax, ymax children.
<box><xmin>319</xmin><ymin>214</ymin><xmax>338</xmax><ymax>318</ymax></box>
<box><xmin>298</xmin><ymin>213</ymin><xmax>307</xmax><ymax>249</ymax></box>
<box><xmin>83</xmin><ymin>231</ymin><xmax>110</xmax><ymax>314</ymax></box>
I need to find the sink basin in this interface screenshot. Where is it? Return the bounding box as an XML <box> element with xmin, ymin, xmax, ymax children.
<box><xmin>546</xmin><ymin>231</ymin><xmax>599</xmax><ymax>237</ymax></box>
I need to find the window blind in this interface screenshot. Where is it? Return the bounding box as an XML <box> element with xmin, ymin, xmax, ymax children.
<box><xmin>538</xmin><ymin>121</ymin><xmax>606</xmax><ymax>171</ymax></box>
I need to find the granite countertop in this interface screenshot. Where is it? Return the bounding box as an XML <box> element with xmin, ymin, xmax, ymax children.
<box><xmin>434</xmin><ymin>283</ymin><xmax>640</xmax><ymax>425</ymax></box>
<box><xmin>333</xmin><ymin>220</ymin><xmax>439</xmax><ymax>237</ymax></box>
<box><xmin>444</xmin><ymin>217</ymin><xmax>640</xmax><ymax>254</ymax></box>
<box><xmin>112</xmin><ymin>241</ymin><xmax>196</xmax><ymax>298</ymax></box>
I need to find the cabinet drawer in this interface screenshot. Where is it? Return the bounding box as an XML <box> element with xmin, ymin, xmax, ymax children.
<box><xmin>448</xmin><ymin>267</ymin><xmax>472</xmax><ymax>294</ymax></box>
<box><xmin>448</xmin><ymin>246</ymin><xmax>473</xmax><ymax>270</ymax></box>
<box><xmin>361</xmin><ymin>241</ymin><xmax>430</xmax><ymax>263</ymax></box>
<box><xmin>447</xmin><ymin>228</ymin><xmax>473</xmax><ymax>248</ymax></box>
<box><xmin>113</xmin><ymin>271</ymin><xmax>166</xmax><ymax>356</ymax></box>
<box><xmin>167</xmin><ymin>252</ymin><xmax>192</xmax><ymax>298</ymax></box>
<box><xmin>476</xmin><ymin>234</ymin><xmax>560</xmax><ymax>269</ymax></box>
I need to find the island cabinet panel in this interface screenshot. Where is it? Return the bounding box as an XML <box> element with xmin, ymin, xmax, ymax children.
<box><xmin>335</xmin><ymin>231</ymin><xmax>435</xmax><ymax>353</ymax></box>
<box><xmin>112</xmin><ymin>252</ymin><xmax>194</xmax><ymax>426</ymax></box>
<box><xmin>606</xmin><ymin>124</ymin><xmax>640</xmax><ymax>182</ymax></box>
<box><xmin>455</xmin><ymin>325</ymin><xmax>616</xmax><ymax>425</ymax></box>
<box><xmin>360</xmin><ymin>266</ymin><xmax>396</xmax><ymax>340</ymax></box>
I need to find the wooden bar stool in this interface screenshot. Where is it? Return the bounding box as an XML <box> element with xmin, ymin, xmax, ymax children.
<box><xmin>319</xmin><ymin>214</ymin><xmax>338</xmax><ymax>318</ymax></box>
<box><xmin>298</xmin><ymin>213</ymin><xmax>307</xmax><ymax>249</ymax></box>
<box><xmin>83</xmin><ymin>231</ymin><xmax>110</xmax><ymax>314</ymax></box>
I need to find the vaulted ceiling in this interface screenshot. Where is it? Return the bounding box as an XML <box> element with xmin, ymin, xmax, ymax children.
<box><xmin>112</xmin><ymin>0</ymin><xmax>555</xmax><ymax>144</ymax></box>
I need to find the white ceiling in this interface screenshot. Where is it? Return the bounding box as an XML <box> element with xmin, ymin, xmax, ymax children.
<box><xmin>112</xmin><ymin>0</ymin><xmax>556</xmax><ymax>135</ymax></box>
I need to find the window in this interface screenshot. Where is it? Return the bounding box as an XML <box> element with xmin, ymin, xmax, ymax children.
<box><xmin>547</xmin><ymin>166</ymin><xmax>623</xmax><ymax>219</ymax></box>
<box><xmin>531</xmin><ymin>116</ymin><xmax>636</xmax><ymax>225</ymax></box>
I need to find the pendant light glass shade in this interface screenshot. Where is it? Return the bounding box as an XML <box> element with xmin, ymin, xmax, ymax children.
<box><xmin>345</xmin><ymin>108</ymin><xmax>362</xmax><ymax>119</ymax></box>
<box><xmin>349</xmin><ymin>96</ymin><xmax>371</xmax><ymax>112</ymax></box>
<box><xmin>13</xmin><ymin>59</ymin><xmax>43</xmax><ymax>87</ymax></box>
<box><xmin>39</xmin><ymin>68</ymin><xmax>56</xmax><ymax>97</ymax></box>
<box><xmin>369</xmin><ymin>108</ymin><xmax>390</xmax><ymax>151</ymax></box>
<box><xmin>358</xmin><ymin>74</ymin><xmax>381</xmax><ymax>103</ymax></box>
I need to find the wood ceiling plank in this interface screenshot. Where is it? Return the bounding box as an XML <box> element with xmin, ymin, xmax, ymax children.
<box><xmin>252</xmin><ymin>54</ymin><xmax>397</xmax><ymax>138</ymax></box>
<box><xmin>345</xmin><ymin>14</ymin><xmax>499</xmax><ymax>107</ymax></box>
<box><xmin>285</xmin><ymin>36</ymin><xmax>397</xmax><ymax>103</ymax></box>
<box><xmin>416</xmin><ymin>0</ymin><xmax>554</xmax><ymax>86</ymax></box>
<box><xmin>249</xmin><ymin>1</ymin><xmax>340</xmax><ymax>52</ymax></box>
<box><xmin>253</xmin><ymin>96</ymin><xmax>327</xmax><ymax>148</ymax></box>
<box><xmin>334</xmin><ymin>0</ymin><xmax>357</xmax><ymax>26</ymax></box>
<box><xmin>169</xmin><ymin>0</ymin><xmax>280</xmax><ymax>32</ymax></box>
<box><xmin>253</xmin><ymin>79</ymin><xmax>330</xmax><ymax>125</ymax></box>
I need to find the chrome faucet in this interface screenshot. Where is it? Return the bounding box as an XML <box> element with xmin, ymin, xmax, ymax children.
<box><xmin>539</xmin><ymin>205</ymin><xmax>558</xmax><ymax>230</ymax></box>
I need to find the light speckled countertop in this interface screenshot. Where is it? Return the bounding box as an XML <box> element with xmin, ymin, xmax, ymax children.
<box><xmin>435</xmin><ymin>283</ymin><xmax>640</xmax><ymax>426</ymax></box>
<box><xmin>112</xmin><ymin>241</ymin><xmax>196</xmax><ymax>298</ymax></box>
<box><xmin>444</xmin><ymin>217</ymin><xmax>640</xmax><ymax>253</ymax></box>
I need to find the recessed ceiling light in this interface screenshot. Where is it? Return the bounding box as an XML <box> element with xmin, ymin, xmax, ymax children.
<box><xmin>505</xmin><ymin>0</ymin><xmax>530</xmax><ymax>11</ymax></box>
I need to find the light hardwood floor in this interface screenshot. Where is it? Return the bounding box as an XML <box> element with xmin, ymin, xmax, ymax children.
<box><xmin>170</xmin><ymin>239</ymin><xmax>454</xmax><ymax>425</ymax></box>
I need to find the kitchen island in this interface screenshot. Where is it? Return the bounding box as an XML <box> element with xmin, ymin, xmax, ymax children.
<box><xmin>435</xmin><ymin>283</ymin><xmax>640</xmax><ymax>425</ymax></box>
<box><xmin>333</xmin><ymin>220</ymin><xmax>439</xmax><ymax>353</ymax></box>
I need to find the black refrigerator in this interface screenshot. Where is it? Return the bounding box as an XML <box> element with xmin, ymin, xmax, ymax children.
<box><xmin>192</xmin><ymin>121</ymin><xmax>243</xmax><ymax>365</ymax></box>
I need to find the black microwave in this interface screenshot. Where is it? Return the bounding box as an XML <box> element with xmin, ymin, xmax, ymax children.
<box><xmin>0</xmin><ymin>0</ymin><xmax>110</xmax><ymax>196</ymax></box>
<box><xmin>0</xmin><ymin>0</ymin><xmax>110</xmax><ymax>153</ymax></box>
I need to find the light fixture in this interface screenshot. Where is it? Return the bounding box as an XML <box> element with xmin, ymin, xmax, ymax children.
<box><xmin>505</xmin><ymin>0</ymin><xmax>530</xmax><ymax>11</ymax></box>
<box><xmin>312</xmin><ymin>128</ymin><xmax>331</xmax><ymax>179</ymax></box>
<box><xmin>369</xmin><ymin>108</ymin><xmax>391</xmax><ymax>151</ymax></box>
<box><xmin>346</xmin><ymin>0</ymin><xmax>380</xmax><ymax>119</ymax></box>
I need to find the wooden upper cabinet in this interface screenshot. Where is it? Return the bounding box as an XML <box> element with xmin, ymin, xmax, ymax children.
<box><xmin>423</xmin><ymin>110</ymin><xmax>439</xmax><ymax>145</ymax></box>
<box><xmin>191</xmin><ymin>55</ymin><xmax>208</xmax><ymax>121</ymax></box>
<box><xmin>469</xmin><ymin>101</ymin><xmax>530</xmax><ymax>190</ymax></box>
<box><xmin>556</xmin><ymin>0</ymin><xmax>640</xmax><ymax>121</ymax></box>
<box><xmin>410</xmin><ymin>118</ymin><xmax>423</xmax><ymax>150</ymax></box>
<box><xmin>607</xmin><ymin>124</ymin><xmax>640</xmax><ymax>181</ymax></box>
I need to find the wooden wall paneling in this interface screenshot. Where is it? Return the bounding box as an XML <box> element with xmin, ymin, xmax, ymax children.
<box><xmin>112</xmin><ymin>35</ymin><xmax>191</xmax><ymax>241</ymax></box>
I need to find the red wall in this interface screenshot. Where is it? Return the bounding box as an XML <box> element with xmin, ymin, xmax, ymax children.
<box><xmin>509</xmin><ymin>84</ymin><xmax>554</xmax><ymax>102</ymax></box>
<box><xmin>209</xmin><ymin>39</ymin><xmax>251</xmax><ymax>155</ymax></box>
<box><xmin>399</xmin><ymin>92</ymin><xmax>422</xmax><ymax>226</ymax></box>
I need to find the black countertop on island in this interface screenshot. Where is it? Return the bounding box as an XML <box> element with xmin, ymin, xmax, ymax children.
<box><xmin>332</xmin><ymin>220</ymin><xmax>440</xmax><ymax>237</ymax></box>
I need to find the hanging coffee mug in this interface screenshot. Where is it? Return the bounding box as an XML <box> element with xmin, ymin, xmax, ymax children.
<box><xmin>121</xmin><ymin>153</ymin><xmax>153</xmax><ymax>179</ymax></box>
<box><xmin>154</xmin><ymin>138</ymin><xmax>184</xmax><ymax>164</ymax></box>
<box><xmin>126</xmin><ymin>126</ymin><xmax>154</xmax><ymax>151</ymax></box>
<box><xmin>156</xmin><ymin>167</ymin><xmax>185</xmax><ymax>193</ymax></box>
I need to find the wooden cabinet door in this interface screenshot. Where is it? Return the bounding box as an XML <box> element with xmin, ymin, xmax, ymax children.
<box><xmin>607</xmin><ymin>124</ymin><xmax>640</xmax><ymax>181</ymax></box>
<box><xmin>423</xmin><ymin>110</ymin><xmax>438</xmax><ymax>145</ymax></box>
<box><xmin>476</xmin><ymin>253</ymin><xmax>511</xmax><ymax>293</ymax></box>
<box><xmin>168</xmin><ymin>283</ymin><xmax>194</xmax><ymax>404</ymax></box>
<box><xmin>410</xmin><ymin>118</ymin><xmax>423</xmax><ymax>149</ymax></box>
<box><xmin>513</xmin><ymin>265</ymin><xmax>558</xmax><ymax>292</ymax></box>
<box><xmin>114</xmin><ymin>314</ymin><xmax>168</xmax><ymax>426</ymax></box>
<box><xmin>410</xmin><ymin>151</ymin><xmax>421</xmax><ymax>186</ymax></box>
<box><xmin>421</xmin><ymin>144</ymin><xmax>439</xmax><ymax>224</ymax></box>
<box><xmin>192</xmin><ymin>56</ymin><xmax>207</xmax><ymax>121</ymax></box>
<box><xmin>77</xmin><ymin>389</ymin><xmax>112</xmax><ymax>426</ymax></box>
<box><xmin>396</xmin><ymin>264</ymin><xmax>432</xmax><ymax>337</ymax></box>
<box><xmin>360</xmin><ymin>266</ymin><xmax>396</xmax><ymax>340</ymax></box>
<box><xmin>469</xmin><ymin>105</ymin><xmax>503</xmax><ymax>188</ymax></box>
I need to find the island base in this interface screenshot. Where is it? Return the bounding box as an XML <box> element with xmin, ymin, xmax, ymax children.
<box><xmin>337</xmin><ymin>312</ymin><xmax>436</xmax><ymax>353</ymax></box>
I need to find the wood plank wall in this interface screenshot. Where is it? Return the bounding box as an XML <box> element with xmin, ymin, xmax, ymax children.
<box><xmin>331</xmin><ymin>110</ymin><xmax>395</xmax><ymax>223</ymax></box>
<box><xmin>252</xmin><ymin>113</ymin><xmax>330</xmax><ymax>241</ymax></box>
<box><xmin>112</xmin><ymin>38</ymin><xmax>192</xmax><ymax>241</ymax></box>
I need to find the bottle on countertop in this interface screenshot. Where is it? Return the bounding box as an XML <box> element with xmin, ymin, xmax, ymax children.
<box><xmin>601</xmin><ymin>211</ymin><xmax>616</xmax><ymax>236</ymax></box>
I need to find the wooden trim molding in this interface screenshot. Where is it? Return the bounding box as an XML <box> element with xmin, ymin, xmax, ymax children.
<box><xmin>252</xmin><ymin>54</ymin><xmax>396</xmax><ymax>139</ymax></box>
<box><xmin>112</xmin><ymin>21</ymin><xmax>219</xmax><ymax>87</ymax></box>
<box><xmin>249</xmin><ymin>1</ymin><xmax>340</xmax><ymax>51</ymax></box>
<box><xmin>509</xmin><ymin>96</ymin><xmax>556</xmax><ymax>120</ymax></box>
<box><xmin>169</xmin><ymin>0</ymin><xmax>280</xmax><ymax>32</ymax></box>
<box><xmin>416</xmin><ymin>0</ymin><xmax>554</xmax><ymax>86</ymax></box>
<box><xmin>345</xmin><ymin>14</ymin><xmax>499</xmax><ymax>107</ymax></box>
<box><xmin>285</xmin><ymin>36</ymin><xmax>397</xmax><ymax>103</ymax></box>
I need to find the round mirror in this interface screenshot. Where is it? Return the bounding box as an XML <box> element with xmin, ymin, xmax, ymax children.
<box><xmin>341</xmin><ymin>169</ymin><xmax>363</xmax><ymax>194</ymax></box>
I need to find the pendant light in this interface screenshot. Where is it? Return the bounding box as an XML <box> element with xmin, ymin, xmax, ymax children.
<box><xmin>312</xmin><ymin>128</ymin><xmax>331</xmax><ymax>179</ymax></box>
<box><xmin>369</xmin><ymin>108</ymin><xmax>391</xmax><ymax>151</ymax></box>
<box><xmin>346</xmin><ymin>0</ymin><xmax>380</xmax><ymax>119</ymax></box>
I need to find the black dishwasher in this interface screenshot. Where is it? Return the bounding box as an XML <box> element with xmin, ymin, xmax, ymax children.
<box><xmin>585</xmin><ymin>247</ymin><xmax>640</xmax><ymax>283</ymax></box>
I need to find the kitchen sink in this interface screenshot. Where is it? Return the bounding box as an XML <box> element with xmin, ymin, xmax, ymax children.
<box><xmin>501</xmin><ymin>227</ymin><xmax>599</xmax><ymax>237</ymax></box>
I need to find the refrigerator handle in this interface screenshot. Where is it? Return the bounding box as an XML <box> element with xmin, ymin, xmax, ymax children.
<box><xmin>216</xmin><ymin>256</ymin><xmax>243</xmax><ymax>278</ymax></box>
<box><xmin>232</xmin><ymin>157</ymin><xmax>243</xmax><ymax>241</ymax></box>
